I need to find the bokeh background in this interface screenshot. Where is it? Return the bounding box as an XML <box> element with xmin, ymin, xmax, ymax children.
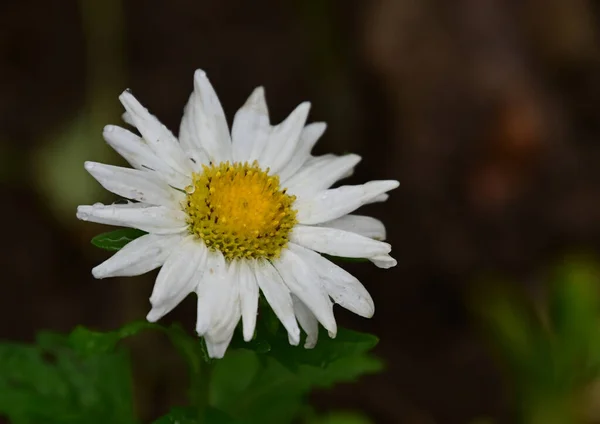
<box><xmin>3</xmin><ymin>0</ymin><xmax>600</xmax><ymax>422</ymax></box>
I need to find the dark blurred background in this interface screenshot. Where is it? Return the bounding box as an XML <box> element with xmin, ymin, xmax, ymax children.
<box><xmin>2</xmin><ymin>0</ymin><xmax>600</xmax><ymax>422</ymax></box>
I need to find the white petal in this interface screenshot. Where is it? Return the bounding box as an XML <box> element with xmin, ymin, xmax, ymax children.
<box><xmin>292</xmin><ymin>295</ymin><xmax>319</xmax><ymax>348</ymax></box>
<box><xmin>316</xmin><ymin>215</ymin><xmax>386</xmax><ymax>240</ymax></box>
<box><xmin>369</xmin><ymin>254</ymin><xmax>397</xmax><ymax>269</ymax></box>
<box><xmin>181</xmin><ymin>70</ymin><xmax>232</xmax><ymax>164</ymax></box>
<box><xmin>252</xmin><ymin>259</ymin><xmax>300</xmax><ymax>345</ymax></box>
<box><xmin>119</xmin><ymin>91</ymin><xmax>193</xmax><ymax>175</ymax></box>
<box><xmin>103</xmin><ymin>125</ymin><xmax>160</xmax><ymax>171</ymax></box>
<box><xmin>207</xmin><ymin>260</ymin><xmax>241</xmax><ymax>340</ymax></box>
<box><xmin>195</xmin><ymin>251</ymin><xmax>242</xmax><ymax>348</ymax></box>
<box><xmin>370</xmin><ymin>193</ymin><xmax>389</xmax><ymax>203</ymax></box>
<box><xmin>84</xmin><ymin>162</ymin><xmax>183</xmax><ymax>207</ymax></box>
<box><xmin>102</xmin><ymin>126</ymin><xmax>190</xmax><ymax>189</ymax></box>
<box><xmin>92</xmin><ymin>233</ymin><xmax>183</xmax><ymax>279</ymax></box>
<box><xmin>300</xmin><ymin>153</ymin><xmax>336</xmax><ymax>169</ymax></box>
<box><xmin>295</xmin><ymin>180</ymin><xmax>399</xmax><ymax>225</ymax></box>
<box><xmin>291</xmin><ymin>225</ymin><xmax>391</xmax><ymax>258</ymax></box>
<box><xmin>77</xmin><ymin>203</ymin><xmax>187</xmax><ymax>234</ymax></box>
<box><xmin>146</xmin><ymin>236</ymin><xmax>206</xmax><ymax>321</ymax></box>
<box><xmin>274</xmin><ymin>247</ymin><xmax>337</xmax><ymax>337</ymax></box>
<box><xmin>195</xmin><ymin>251</ymin><xmax>229</xmax><ymax>335</ymax></box>
<box><xmin>285</xmin><ymin>154</ymin><xmax>361</xmax><ymax>199</ymax></box>
<box><xmin>278</xmin><ymin>122</ymin><xmax>327</xmax><ymax>182</ymax></box>
<box><xmin>205</xmin><ymin>331</ymin><xmax>235</xmax><ymax>359</ymax></box>
<box><xmin>289</xmin><ymin>243</ymin><xmax>374</xmax><ymax>318</ymax></box>
<box><xmin>122</xmin><ymin>111</ymin><xmax>136</xmax><ymax>127</ymax></box>
<box><xmin>179</xmin><ymin>95</ymin><xmax>210</xmax><ymax>167</ymax></box>
<box><xmin>238</xmin><ymin>260</ymin><xmax>259</xmax><ymax>341</ymax></box>
<box><xmin>231</xmin><ymin>87</ymin><xmax>270</xmax><ymax>163</ymax></box>
<box><xmin>259</xmin><ymin>102</ymin><xmax>311</xmax><ymax>174</ymax></box>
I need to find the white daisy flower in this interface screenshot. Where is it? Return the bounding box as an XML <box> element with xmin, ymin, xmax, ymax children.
<box><xmin>77</xmin><ymin>69</ymin><xmax>399</xmax><ymax>358</ymax></box>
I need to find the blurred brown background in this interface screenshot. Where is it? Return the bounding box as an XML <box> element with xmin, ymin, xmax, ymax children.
<box><xmin>2</xmin><ymin>0</ymin><xmax>600</xmax><ymax>422</ymax></box>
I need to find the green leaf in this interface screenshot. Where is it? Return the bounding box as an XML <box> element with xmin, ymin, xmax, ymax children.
<box><xmin>153</xmin><ymin>407</ymin><xmax>200</xmax><ymax>424</ymax></box>
<box><xmin>214</xmin><ymin>324</ymin><xmax>382</xmax><ymax>423</ymax></box>
<box><xmin>476</xmin><ymin>285</ymin><xmax>545</xmax><ymax>377</ymax></box>
<box><xmin>153</xmin><ymin>406</ymin><xmax>236</xmax><ymax>424</ymax></box>
<box><xmin>68</xmin><ymin>320</ymin><xmax>209</xmax><ymax>405</ymax></box>
<box><xmin>210</xmin><ymin>349</ymin><xmax>260</xmax><ymax>409</ymax></box>
<box><xmin>0</xmin><ymin>332</ymin><xmax>136</xmax><ymax>424</ymax></box>
<box><xmin>550</xmin><ymin>258</ymin><xmax>600</xmax><ymax>385</ymax></box>
<box><xmin>91</xmin><ymin>228</ymin><xmax>147</xmax><ymax>251</ymax></box>
<box><xmin>69</xmin><ymin>320</ymin><xmax>157</xmax><ymax>355</ymax></box>
<box><xmin>304</xmin><ymin>411</ymin><xmax>372</xmax><ymax>424</ymax></box>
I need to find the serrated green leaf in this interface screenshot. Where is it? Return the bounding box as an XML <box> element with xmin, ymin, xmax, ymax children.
<box><xmin>68</xmin><ymin>320</ymin><xmax>210</xmax><ymax>406</ymax></box>
<box><xmin>91</xmin><ymin>228</ymin><xmax>147</xmax><ymax>251</ymax></box>
<box><xmin>211</xmin><ymin>324</ymin><xmax>381</xmax><ymax>423</ymax></box>
<box><xmin>0</xmin><ymin>333</ymin><xmax>136</xmax><ymax>424</ymax></box>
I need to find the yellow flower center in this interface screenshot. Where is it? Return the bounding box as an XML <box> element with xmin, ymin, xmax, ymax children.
<box><xmin>184</xmin><ymin>161</ymin><xmax>298</xmax><ymax>260</ymax></box>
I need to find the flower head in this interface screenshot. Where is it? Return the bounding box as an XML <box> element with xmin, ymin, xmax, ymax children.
<box><xmin>77</xmin><ymin>70</ymin><xmax>399</xmax><ymax>358</ymax></box>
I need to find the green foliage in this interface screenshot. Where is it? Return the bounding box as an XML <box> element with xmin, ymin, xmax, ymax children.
<box><xmin>0</xmin><ymin>331</ymin><xmax>136</xmax><ymax>424</ymax></box>
<box><xmin>478</xmin><ymin>257</ymin><xmax>600</xmax><ymax>424</ymax></box>
<box><xmin>152</xmin><ymin>406</ymin><xmax>235</xmax><ymax>424</ymax></box>
<box><xmin>216</xmin><ymin>325</ymin><xmax>382</xmax><ymax>423</ymax></box>
<box><xmin>91</xmin><ymin>228</ymin><xmax>147</xmax><ymax>251</ymax></box>
<box><xmin>5</xmin><ymin>228</ymin><xmax>384</xmax><ymax>423</ymax></box>
<box><xmin>0</xmin><ymin>316</ymin><xmax>381</xmax><ymax>424</ymax></box>
<box><xmin>304</xmin><ymin>411</ymin><xmax>372</xmax><ymax>424</ymax></box>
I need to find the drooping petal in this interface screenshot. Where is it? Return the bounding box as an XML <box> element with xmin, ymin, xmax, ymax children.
<box><xmin>146</xmin><ymin>236</ymin><xmax>207</xmax><ymax>322</ymax></box>
<box><xmin>194</xmin><ymin>252</ymin><xmax>242</xmax><ymax>355</ymax></box>
<box><xmin>259</xmin><ymin>102</ymin><xmax>311</xmax><ymax>174</ymax></box>
<box><xmin>119</xmin><ymin>91</ymin><xmax>193</xmax><ymax>175</ymax></box>
<box><xmin>278</xmin><ymin>122</ymin><xmax>327</xmax><ymax>182</ymax></box>
<box><xmin>92</xmin><ymin>233</ymin><xmax>184</xmax><ymax>279</ymax></box>
<box><xmin>77</xmin><ymin>203</ymin><xmax>187</xmax><ymax>234</ymax></box>
<box><xmin>202</xmin><ymin>261</ymin><xmax>242</xmax><ymax>358</ymax></box>
<box><xmin>316</xmin><ymin>215</ymin><xmax>386</xmax><ymax>240</ymax></box>
<box><xmin>292</xmin><ymin>294</ymin><xmax>319</xmax><ymax>348</ymax></box>
<box><xmin>204</xmin><ymin>331</ymin><xmax>236</xmax><ymax>359</ymax></box>
<box><xmin>295</xmin><ymin>180</ymin><xmax>399</xmax><ymax>225</ymax></box>
<box><xmin>207</xmin><ymin>260</ymin><xmax>241</xmax><ymax>340</ymax></box>
<box><xmin>195</xmin><ymin>251</ymin><xmax>229</xmax><ymax>336</ymax></box>
<box><xmin>274</xmin><ymin>247</ymin><xmax>336</xmax><ymax>337</ymax></box>
<box><xmin>231</xmin><ymin>87</ymin><xmax>270</xmax><ymax>163</ymax></box>
<box><xmin>285</xmin><ymin>154</ymin><xmax>361</xmax><ymax>198</ymax></box>
<box><xmin>289</xmin><ymin>243</ymin><xmax>374</xmax><ymax>318</ymax></box>
<box><xmin>291</xmin><ymin>225</ymin><xmax>391</xmax><ymax>258</ymax></box>
<box><xmin>252</xmin><ymin>259</ymin><xmax>300</xmax><ymax>345</ymax></box>
<box><xmin>238</xmin><ymin>260</ymin><xmax>259</xmax><ymax>341</ymax></box>
<box><xmin>84</xmin><ymin>162</ymin><xmax>183</xmax><ymax>207</ymax></box>
<box><xmin>179</xmin><ymin>70</ymin><xmax>232</xmax><ymax>164</ymax></box>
